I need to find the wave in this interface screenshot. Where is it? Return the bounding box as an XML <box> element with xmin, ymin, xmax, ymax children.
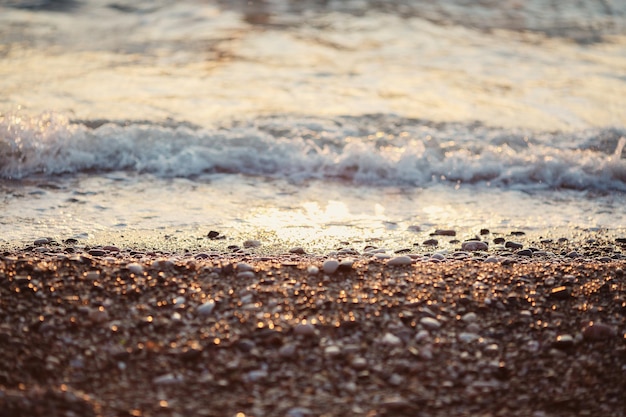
<box><xmin>1</xmin><ymin>112</ymin><xmax>625</xmax><ymax>192</ymax></box>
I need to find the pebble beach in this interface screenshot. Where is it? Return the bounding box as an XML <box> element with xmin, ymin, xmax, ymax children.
<box><xmin>1</xmin><ymin>233</ymin><xmax>625</xmax><ymax>417</ymax></box>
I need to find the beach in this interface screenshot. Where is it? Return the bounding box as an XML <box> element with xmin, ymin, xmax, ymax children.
<box><xmin>1</xmin><ymin>234</ymin><xmax>625</xmax><ymax>417</ymax></box>
<box><xmin>1</xmin><ymin>0</ymin><xmax>626</xmax><ymax>415</ymax></box>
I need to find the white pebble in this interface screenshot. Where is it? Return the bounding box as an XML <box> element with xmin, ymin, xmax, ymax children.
<box><xmin>322</xmin><ymin>259</ymin><xmax>340</xmax><ymax>274</ymax></box>
<box><xmin>381</xmin><ymin>332</ymin><xmax>402</xmax><ymax>346</ymax></box>
<box><xmin>197</xmin><ymin>300</ymin><xmax>216</xmax><ymax>316</ymax></box>
<box><xmin>461</xmin><ymin>312</ymin><xmax>477</xmax><ymax>323</ymax></box>
<box><xmin>127</xmin><ymin>263</ymin><xmax>144</xmax><ymax>275</ymax></box>
<box><xmin>420</xmin><ymin>317</ymin><xmax>441</xmax><ymax>330</ymax></box>
<box><xmin>307</xmin><ymin>265</ymin><xmax>319</xmax><ymax>275</ymax></box>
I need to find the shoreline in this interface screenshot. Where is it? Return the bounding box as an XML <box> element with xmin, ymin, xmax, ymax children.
<box><xmin>1</xmin><ymin>242</ymin><xmax>625</xmax><ymax>416</ymax></box>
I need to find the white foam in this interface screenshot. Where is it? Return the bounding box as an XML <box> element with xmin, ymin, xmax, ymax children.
<box><xmin>1</xmin><ymin>112</ymin><xmax>625</xmax><ymax>192</ymax></box>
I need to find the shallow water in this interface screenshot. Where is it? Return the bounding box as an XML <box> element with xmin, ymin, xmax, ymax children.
<box><xmin>1</xmin><ymin>0</ymin><xmax>625</xmax><ymax>251</ymax></box>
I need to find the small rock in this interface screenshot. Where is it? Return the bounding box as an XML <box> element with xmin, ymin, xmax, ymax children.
<box><xmin>197</xmin><ymin>300</ymin><xmax>216</xmax><ymax>316</ymax></box>
<box><xmin>554</xmin><ymin>334</ymin><xmax>574</xmax><ymax>350</ymax></box>
<box><xmin>207</xmin><ymin>230</ymin><xmax>220</xmax><ymax>239</ymax></box>
<box><xmin>236</xmin><ymin>271</ymin><xmax>255</xmax><ymax>279</ymax></box>
<box><xmin>237</xmin><ymin>262</ymin><xmax>254</xmax><ymax>272</ymax></box>
<box><xmin>458</xmin><ymin>332</ymin><xmax>480</xmax><ymax>343</ymax></box>
<box><xmin>381</xmin><ymin>332</ymin><xmax>402</xmax><ymax>346</ymax></box>
<box><xmin>243</xmin><ymin>239</ymin><xmax>261</xmax><ymax>248</ymax></box>
<box><xmin>432</xmin><ymin>229</ymin><xmax>456</xmax><ymax>236</ymax></box>
<box><xmin>286</xmin><ymin>407</ymin><xmax>314</xmax><ymax>417</ymax></box>
<box><xmin>88</xmin><ymin>249</ymin><xmax>106</xmax><ymax>256</ymax></box>
<box><xmin>322</xmin><ymin>259</ymin><xmax>340</xmax><ymax>274</ymax></box>
<box><xmin>566</xmin><ymin>250</ymin><xmax>580</xmax><ymax>258</ymax></box>
<box><xmin>582</xmin><ymin>322</ymin><xmax>617</xmax><ymax>340</ymax></box>
<box><xmin>423</xmin><ymin>239</ymin><xmax>438</xmax><ymax>246</ymax></box>
<box><xmin>34</xmin><ymin>238</ymin><xmax>50</xmax><ymax>246</ymax></box>
<box><xmin>387</xmin><ymin>255</ymin><xmax>413</xmax><ymax>266</ymax></box>
<box><xmin>127</xmin><ymin>263</ymin><xmax>144</xmax><ymax>275</ymax></box>
<box><xmin>505</xmin><ymin>241</ymin><xmax>523</xmax><ymax>250</ymax></box>
<box><xmin>279</xmin><ymin>343</ymin><xmax>297</xmax><ymax>358</ymax></box>
<box><xmin>324</xmin><ymin>345</ymin><xmax>341</xmax><ymax>357</ymax></box>
<box><xmin>289</xmin><ymin>247</ymin><xmax>306</xmax><ymax>255</ymax></box>
<box><xmin>549</xmin><ymin>286</ymin><xmax>572</xmax><ymax>300</ymax></box>
<box><xmin>461</xmin><ymin>312</ymin><xmax>477</xmax><ymax>323</ymax></box>
<box><xmin>420</xmin><ymin>317</ymin><xmax>441</xmax><ymax>330</ymax></box>
<box><xmin>493</xmin><ymin>237</ymin><xmax>506</xmax><ymax>244</ymax></box>
<box><xmin>480</xmin><ymin>229</ymin><xmax>490</xmax><ymax>235</ymax></box>
<box><xmin>153</xmin><ymin>373</ymin><xmax>183</xmax><ymax>385</ymax></box>
<box><xmin>294</xmin><ymin>322</ymin><xmax>316</xmax><ymax>337</ymax></box>
<box><xmin>307</xmin><ymin>265</ymin><xmax>319</xmax><ymax>275</ymax></box>
<box><xmin>461</xmin><ymin>241</ymin><xmax>488</xmax><ymax>251</ymax></box>
<box><xmin>350</xmin><ymin>356</ymin><xmax>368</xmax><ymax>370</ymax></box>
<box><xmin>85</xmin><ymin>270</ymin><xmax>100</xmax><ymax>280</ymax></box>
<box><xmin>517</xmin><ymin>249</ymin><xmax>533</xmax><ymax>257</ymax></box>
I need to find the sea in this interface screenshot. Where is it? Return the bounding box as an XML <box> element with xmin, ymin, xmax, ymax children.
<box><xmin>1</xmin><ymin>0</ymin><xmax>625</xmax><ymax>254</ymax></box>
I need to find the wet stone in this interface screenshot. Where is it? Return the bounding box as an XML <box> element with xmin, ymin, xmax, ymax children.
<box><xmin>517</xmin><ymin>249</ymin><xmax>533</xmax><ymax>257</ymax></box>
<box><xmin>505</xmin><ymin>241</ymin><xmax>523</xmax><ymax>250</ymax></box>
<box><xmin>461</xmin><ymin>241</ymin><xmax>488</xmax><ymax>251</ymax></box>
<box><xmin>387</xmin><ymin>255</ymin><xmax>413</xmax><ymax>266</ymax></box>
<box><xmin>423</xmin><ymin>239</ymin><xmax>438</xmax><ymax>246</ymax></box>
<box><xmin>432</xmin><ymin>229</ymin><xmax>456</xmax><ymax>236</ymax></box>
<box><xmin>582</xmin><ymin>322</ymin><xmax>617</xmax><ymax>340</ymax></box>
<box><xmin>554</xmin><ymin>334</ymin><xmax>574</xmax><ymax>350</ymax></box>
<box><xmin>88</xmin><ymin>249</ymin><xmax>106</xmax><ymax>256</ymax></box>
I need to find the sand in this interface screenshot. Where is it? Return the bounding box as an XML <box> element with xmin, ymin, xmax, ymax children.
<box><xmin>1</xmin><ymin>243</ymin><xmax>625</xmax><ymax>417</ymax></box>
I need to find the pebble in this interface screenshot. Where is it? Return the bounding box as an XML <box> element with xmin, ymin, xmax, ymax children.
<box><xmin>461</xmin><ymin>312</ymin><xmax>477</xmax><ymax>323</ymax></box>
<box><xmin>294</xmin><ymin>322</ymin><xmax>316</xmax><ymax>337</ymax></box>
<box><xmin>458</xmin><ymin>332</ymin><xmax>480</xmax><ymax>343</ymax></box>
<box><xmin>236</xmin><ymin>271</ymin><xmax>255</xmax><ymax>279</ymax></box>
<box><xmin>207</xmin><ymin>230</ymin><xmax>220</xmax><ymax>239</ymax></box>
<box><xmin>278</xmin><ymin>343</ymin><xmax>297</xmax><ymax>358</ymax></box>
<box><xmin>197</xmin><ymin>300</ymin><xmax>216</xmax><ymax>316</ymax></box>
<box><xmin>505</xmin><ymin>241</ymin><xmax>523</xmax><ymax>250</ymax></box>
<box><xmin>420</xmin><ymin>317</ymin><xmax>441</xmax><ymax>330</ymax></box>
<box><xmin>350</xmin><ymin>356</ymin><xmax>368</xmax><ymax>370</ymax></box>
<box><xmin>517</xmin><ymin>249</ymin><xmax>533</xmax><ymax>257</ymax></box>
<box><xmin>85</xmin><ymin>270</ymin><xmax>100</xmax><ymax>280</ymax></box>
<box><xmin>461</xmin><ymin>241</ymin><xmax>488</xmax><ymax>251</ymax></box>
<box><xmin>34</xmin><ymin>238</ymin><xmax>50</xmax><ymax>246</ymax></box>
<box><xmin>566</xmin><ymin>250</ymin><xmax>580</xmax><ymax>258</ymax></box>
<box><xmin>237</xmin><ymin>262</ymin><xmax>254</xmax><ymax>272</ymax></box>
<box><xmin>243</xmin><ymin>240</ymin><xmax>261</xmax><ymax>248</ymax></box>
<box><xmin>431</xmin><ymin>253</ymin><xmax>446</xmax><ymax>261</ymax></box>
<box><xmin>387</xmin><ymin>255</ymin><xmax>413</xmax><ymax>266</ymax></box>
<box><xmin>322</xmin><ymin>259</ymin><xmax>340</xmax><ymax>274</ymax></box>
<box><xmin>582</xmin><ymin>322</ymin><xmax>616</xmax><ymax>340</ymax></box>
<box><xmin>381</xmin><ymin>332</ymin><xmax>402</xmax><ymax>346</ymax></box>
<box><xmin>423</xmin><ymin>239</ymin><xmax>438</xmax><ymax>246</ymax></box>
<box><xmin>289</xmin><ymin>247</ymin><xmax>306</xmax><ymax>255</ymax></box>
<box><xmin>493</xmin><ymin>237</ymin><xmax>506</xmax><ymax>244</ymax></box>
<box><xmin>153</xmin><ymin>373</ymin><xmax>184</xmax><ymax>385</ymax></box>
<box><xmin>554</xmin><ymin>334</ymin><xmax>574</xmax><ymax>349</ymax></box>
<box><xmin>307</xmin><ymin>265</ymin><xmax>319</xmax><ymax>275</ymax></box>
<box><xmin>483</xmin><ymin>256</ymin><xmax>499</xmax><ymax>263</ymax></box>
<box><xmin>432</xmin><ymin>229</ymin><xmax>456</xmax><ymax>236</ymax></box>
<box><xmin>88</xmin><ymin>249</ymin><xmax>106</xmax><ymax>256</ymax></box>
<box><xmin>324</xmin><ymin>345</ymin><xmax>341</xmax><ymax>357</ymax></box>
<box><xmin>127</xmin><ymin>263</ymin><xmax>144</xmax><ymax>275</ymax></box>
<box><xmin>286</xmin><ymin>407</ymin><xmax>314</xmax><ymax>417</ymax></box>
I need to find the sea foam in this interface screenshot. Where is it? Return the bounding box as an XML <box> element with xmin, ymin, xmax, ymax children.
<box><xmin>1</xmin><ymin>112</ymin><xmax>625</xmax><ymax>192</ymax></box>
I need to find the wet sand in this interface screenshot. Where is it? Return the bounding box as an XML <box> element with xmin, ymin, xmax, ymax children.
<box><xmin>1</xmin><ymin>243</ymin><xmax>625</xmax><ymax>417</ymax></box>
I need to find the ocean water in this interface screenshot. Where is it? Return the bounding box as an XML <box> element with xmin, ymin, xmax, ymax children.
<box><xmin>1</xmin><ymin>0</ymin><xmax>625</xmax><ymax>252</ymax></box>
